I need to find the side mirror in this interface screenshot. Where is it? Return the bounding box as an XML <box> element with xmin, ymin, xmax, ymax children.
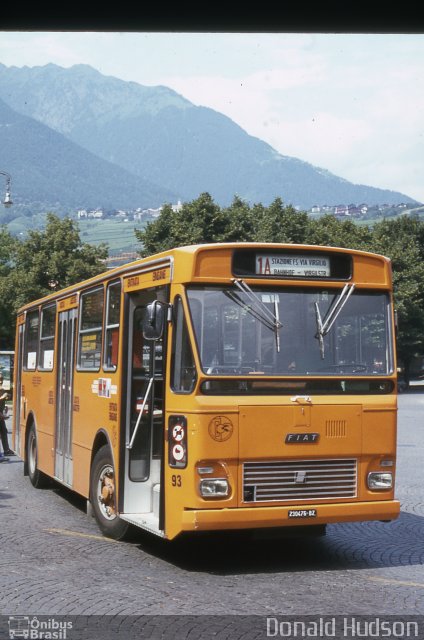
<box><xmin>143</xmin><ymin>301</ymin><xmax>166</xmax><ymax>340</ymax></box>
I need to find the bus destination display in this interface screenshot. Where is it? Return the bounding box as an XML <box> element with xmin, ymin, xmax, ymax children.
<box><xmin>256</xmin><ymin>254</ymin><xmax>331</xmax><ymax>277</ymax></box>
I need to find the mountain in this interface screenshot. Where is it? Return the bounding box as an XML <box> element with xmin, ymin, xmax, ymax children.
<box><xmin>0</xmin><ymin>94</ymin><xmax>176</xmax><ymax>212</ymax></box>
<box><xmin>0</xmin><ymin>63</ymin><xmax>417</xmax><ymax>210</ymax></box>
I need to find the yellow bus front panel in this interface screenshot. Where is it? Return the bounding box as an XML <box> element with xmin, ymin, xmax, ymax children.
<box><xmin>164</xmin><ymin>393</ymin><xmax>399</xmax><ymax>539</ymax></box>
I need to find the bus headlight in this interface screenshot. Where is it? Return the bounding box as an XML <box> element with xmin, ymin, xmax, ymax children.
<box><xmin>367</xmin><ymin>472</ymin><xmax>393</xmax><ymax>490</ymax></box>
<box><xmin>200</xmin><ymin>478</ymin><xmax>229</xmax><ymax>498</ymax></box>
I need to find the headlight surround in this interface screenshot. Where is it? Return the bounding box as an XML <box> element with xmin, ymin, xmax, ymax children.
<box><xmin>367</xmin><ymin>471</ymin><xmax>393</xmax><ymax>490</ymax></box>
<box><xmin>199</xmin><ymin>478</ymin><xmax>229</xmax><ymax>498</ymax></box>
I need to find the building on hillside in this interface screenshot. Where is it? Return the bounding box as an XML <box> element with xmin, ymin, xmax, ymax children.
<box><xmin>172</xmin><ymin>200</ymin><xmax>183</xmax><ymax>213</ymax></box>
<box><xmin>134</xmin><ymin>207</ymin><xmax>162</xmax><ymax>221</ymax></box>
<box><xmin>348</xmin><ymin>204</ymin><xmax>361</xmax><ymax>217</ymax></box>
<box><xmin>90</xmin><ymin>209</ymin><xmax>104</xmax><ymax>219</ymax></box>
<box><xmin>334</xmin><ymin>204</ymin><xmax>349</xmax><ymax>217</ymax></box>
<box><xmin>77</xmin><ymin>208</ymin><xmax>104</xmax><ymax>219</ymax></box>
<box><xmin>134</xmin><ymin>200</ymin><xmax>183</xmax><ymax>221</ymax></box>
<box><xmin>103</xmin><ymin>252</ymin><xmax>139</xmax><ymax>269</ymax></box>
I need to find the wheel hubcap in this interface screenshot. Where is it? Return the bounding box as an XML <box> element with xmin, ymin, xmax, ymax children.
<box><xmin>97</xmin><ymin>465</ymin><xmax>116</xmax><ymax>520</ymax></box>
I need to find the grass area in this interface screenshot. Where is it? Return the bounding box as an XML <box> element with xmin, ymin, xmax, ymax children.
<box><xmin>77</xmin><ymin>218</ymin><xmax>146</xmax><ymax>253</ymax></box>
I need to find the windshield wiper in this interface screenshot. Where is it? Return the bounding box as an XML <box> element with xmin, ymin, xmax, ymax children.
<box><xmin>228</xmin><ymin>278</ymin><xmax>283</xmax><ymax>352</ymax></box>
<box><xmin>314</xmin><ymin>283</ymin><xmax>355</xmax><ymax>359</ymax></box>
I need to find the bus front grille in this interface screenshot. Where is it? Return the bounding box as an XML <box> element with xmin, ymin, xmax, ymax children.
<box><xmin>243</xmin><ymin>458</ymin><xmax>357</xmax><ymax>503</ymax></box>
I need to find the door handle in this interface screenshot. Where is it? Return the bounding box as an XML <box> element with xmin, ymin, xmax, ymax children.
<box><xmin>290</xmin><ymin>395</ymin><xmax>312</xmax><ymax>404</ymax></box>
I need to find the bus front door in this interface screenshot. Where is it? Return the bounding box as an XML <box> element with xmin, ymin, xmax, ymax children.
<box><xmin>55</xmin><ymin>309</ymin><xmax>77</xmax><ymax>486</ymax></box>
<box><xmin>122</xmin><ymin>291</ymin><xmax>166</xmax><ymax>533</ymax></box>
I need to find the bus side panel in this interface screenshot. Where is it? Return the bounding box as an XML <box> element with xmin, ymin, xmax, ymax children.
<box><xmin>71</xmin><ymin>369</ymin><xmax>120</xmax><ymax>498</ymax></box>
<box><xmin>22</xmin><ymin>370</ymin><xmax>56</xmax><ymax>477</ymax></box>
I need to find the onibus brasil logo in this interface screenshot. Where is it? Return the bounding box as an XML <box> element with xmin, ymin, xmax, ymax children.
<box><xmin>8</xmin><ymin>616</ymin><xmax>72</xmax><ymax>639</ymax></box>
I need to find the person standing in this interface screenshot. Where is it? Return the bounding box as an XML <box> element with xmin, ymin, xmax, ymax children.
<box><xmin>0</xmin><ymin>374</ymin><xmax>14</xmax><ymax>457</ymax></box>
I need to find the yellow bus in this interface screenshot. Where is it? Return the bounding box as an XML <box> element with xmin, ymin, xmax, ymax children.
<box><xmin>13</xmin><ymin>243</ymin><xmax>400</xmax><ymax>540</ymax></box>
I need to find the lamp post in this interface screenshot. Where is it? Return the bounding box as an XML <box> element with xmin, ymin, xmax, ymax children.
<box><xmin>0</xmin><ymin>170</ymin><xmax>13</xmax><ymax>207</ymax></box>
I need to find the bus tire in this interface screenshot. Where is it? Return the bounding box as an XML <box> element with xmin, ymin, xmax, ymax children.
<box><xmin>90</xmin><ymin>445</ymin><xmax>129</xmax><ymax>540</ymax></box>
<box><xmin>27</xmin><ymin>424</ymin><xmax>49</xmax><ymax>489</ymax></box>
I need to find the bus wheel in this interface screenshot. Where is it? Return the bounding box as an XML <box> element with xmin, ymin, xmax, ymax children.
<box><xmin>90</xmin><ymin>445</ymin><xmax>129</xmax><ymax>540</ymax></box>
<box><xmin>27</xmin><ymin>424</ymin><xmax>49</xmax><ymax>488</ymax></box>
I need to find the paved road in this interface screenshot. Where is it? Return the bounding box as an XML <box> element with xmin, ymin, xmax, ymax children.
<box><xmin>1</xmin><ymin>391</ymin><xmax>424</xmax><ymax>637</ymax></box>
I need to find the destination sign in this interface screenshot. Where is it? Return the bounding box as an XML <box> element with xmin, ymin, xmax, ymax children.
<box><xmin>256</xmin><ymin>254</ymin><xmax>331</xmax><ymax>277</ymax></box>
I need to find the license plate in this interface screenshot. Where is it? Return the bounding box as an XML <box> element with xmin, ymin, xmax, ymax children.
<box><xmin>288</xmin><ymin>509</ymin><xmax>317</xmax><ymax>518</ymax></box>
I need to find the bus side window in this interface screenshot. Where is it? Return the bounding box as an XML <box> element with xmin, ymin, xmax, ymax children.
<box><xmin>171</xmin><ymin>296</ymin><xmax>196</xmax><ymax>393</ymax></box>
<box><xmin>24</xmin><ymin>310</ymin><xmax>39</xmax><ymax>370</ymax></box>
<box><xmin>104</xmin><ymin>281</ymin><xmax>121</xmax><ymax>371</ymax></box>
<box><xmin>39</xmin><ymin>303</ymin><xmax>56</xmax><ymax>370</ymax></box>
<box><xmin>78</xmin><ymin>287</ymin><xmax>104</xmax><ymax>371</ymax></box>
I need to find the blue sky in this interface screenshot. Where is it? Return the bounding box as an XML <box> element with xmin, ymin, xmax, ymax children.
<box><xmin>1</xmin><ymin>31</ymin><xmax>423</xmax><ymax>202</ymax></box>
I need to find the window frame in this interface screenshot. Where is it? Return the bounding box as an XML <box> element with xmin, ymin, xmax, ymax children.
<box><xmin>39</xmin><ymin>303</ymin><xmax>57</xmax><ymax>371</ymax></box>
<box><xmin>24</xmin><ymin>309</ymin><xmax>40</xmax><ymax>371</ymax></box>
<box><xmin>103</xmin><ymin>280</ymin><xmax>122</xmax><ymax>372</ymax></box>
<box><xmin>171</xmin><ymin>295</ymin><xmax>197</xmax><ymax>394</ymax></box>
<box><xmin>77</xmin><ymin>286</ymin><xmax>104</xmax><ymax>372</ymax></box>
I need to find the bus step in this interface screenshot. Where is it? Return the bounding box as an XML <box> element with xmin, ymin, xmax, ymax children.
<box><xmin>120</xmin><ymin>512</ymin><xmax>164</xmax><ymax>537</ymax></box>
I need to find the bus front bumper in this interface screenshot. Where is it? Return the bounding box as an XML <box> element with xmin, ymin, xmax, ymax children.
<box><xmin>181</xmin><ymin>500</ymin><xmax>401</xmax><ymax>532</ymax></box>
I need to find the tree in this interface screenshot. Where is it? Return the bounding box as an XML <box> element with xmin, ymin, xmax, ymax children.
<box><xmin>369</xmin><ymin>216</ymin><xmax>424</xmax><ymax>382</ymax></box>
<box><xmin>305</xmin><ymin>214</ymin><xmax>373</xmax><ymax>250</ymax></box>
<box><xmin>221</xmin><ymin>196</ymin><xmax>256</xmax><ymax>242</ymax></box>
<box><xmin>136</xmin><ymin>193</ymin><xmax>237</xmax><ymax>256</ymax></box>
<box><xmin>135</xmin><ymin>203</ymin><xmax>178</xmax><ymax>258</ymax></box>
<box><xmin>0</xmin><ymin>226</ymin><xmax>18</xmax><ymax>348</ymax></box>
<box><xmin>0</xmin><ymin>214</ymin><xmax>108</xmax><ymax>348</ymax></box>
<box><xmin>135</xmin><ymin>194</ymin><xmax>311</xmax><ymax>255</ymax></box>
<box><xmin>254</xmin><ymin>198</ymin><xmax>309</xmax><ymax>243</ymax></box>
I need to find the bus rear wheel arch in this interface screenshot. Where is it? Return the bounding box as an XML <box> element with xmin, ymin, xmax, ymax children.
<box><xmin>89</xmin><ymin>445</ymin><xmax>129</xmax><ymax>540</ymax></box>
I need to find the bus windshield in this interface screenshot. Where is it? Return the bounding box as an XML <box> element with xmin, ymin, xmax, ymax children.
<box><xmin>186</xmin><ymin>286</ymin><xmax>393</xmax><ymax>376</ymax></box>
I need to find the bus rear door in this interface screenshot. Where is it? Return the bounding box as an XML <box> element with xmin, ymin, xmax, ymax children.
<box><xmin>55</xmin><ymin>309</ymin><xmax>77</xmax><ymax>486</ymax></box>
